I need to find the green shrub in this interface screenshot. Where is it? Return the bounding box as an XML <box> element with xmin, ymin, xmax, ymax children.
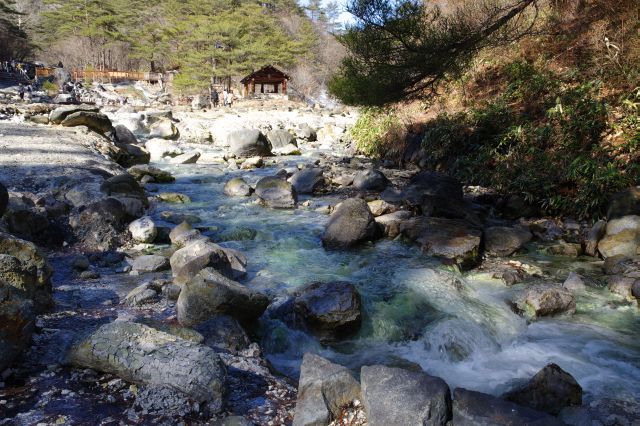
<box><xmin>42</xmin><ymin>80</ymin><xmax>58</xmax><ymax>94</ymax></box>
<box><xmin>350</xmin><ymin>107</ymin><xmax>407</xmax><ymax>158</ymax></box>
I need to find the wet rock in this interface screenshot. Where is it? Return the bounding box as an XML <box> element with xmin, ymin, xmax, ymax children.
<box><xmin>169</xmin><ymin>221</ymin><xmax>206</xmax><ymax>247</ymax></box>
<box><xmin>267</xmin><ymin>129</ymin><xmax>296</xmax><ymax>149</ymax></box>
<box><xmin>511</xmin><ymin>284</ymin><xmax>576</xmax><ymax>319</ymax></box>
<box><xmin>157</xmin><ymin>192</ymin><xmax>191</xmax><ymax>204</ymax></box>
<box><xmin>585</xmin><ymin>220</ymin><xmax>606</xmax><ymax>257</ymax></box>
<box><xmin>255</xmin><ymin>177</ymin><xmax>297</xmax><ymax>209</ymax></box>
<box><xmin>504</xmin><ymin>363</ymin><xmax>582</xmax><ymax>415</ymax></box>
<box><xmin>67</xmin><ymin>321</ymin><xmax>227</xmax><ymax>409</ymax></box>
<box><xmin>322</xmin><ymin>198</ymin><xmax>380</xmax><ymax>249</ymax></box>
<box><xmin>193</xmin><ymin>315</ymin><xmax>251</xmax><ymax>353</ymax></box>
<box><xmin>228</xmin><ymin>129</ymin><xmax>271</xmax><ymax>157</ymax></box>
<box><xmin>607</xmin><ymin>186</ymin><xmax>640</xmax><ymax>220</ymax></box>
<box><xmin>149</xmin><ymin>119</ymin><xmax>179</xmax><ymax>140</ymax></box>
<box><xmin>49</xmin><ymin>104</ymin><xmax>99</xmax><ymax>124</ymax></box>
<box><xmin>375</xmin><ymin>210</ymin><xmax>413</xmax><ymax>238</ymax></box>
<box><xmin>170</xmin><ymin>151</ymin><xmax>200</xmax><ymax>164</ymax></box>
<box><xmin>367</xmin><ymin>199</ymin><xmax>396</xmax><ymax>217</ymax></box>
<box><xmin>128</xmin><ymin>164</ymin><xmax>175</xmax><ymax>183</ymax></box>
<box><xmin>400</xmin><ymin>217</ymin><xmax>482</xmax><ymax>270</ymax></box>
<box><xmin>602</xmin><ymin>254</ymin><xmax>632</xmax><ymax>275</ymax></box>
<box><xmin>0</xmin><ymin>280</ymin><xmax>35</xmax><ymax>372</ymax></box>
<box><xmin>294</xmin><ymin>281</ymin><xmax>362</xmax><ymax>342</ymax></box>
<box><xmin>453</xmin><ymin>388</ymin><xmax>564</xmax><ymax>426</ymax></box>
<box><xmin>293</xmin><ymin>353</ymin><xmax>361</xmax><ymax>426</ymax></box>
<box><xmin>0</xmin><ymin>232</ymin><xmax>53</xmax><ymax>310</ymax></box>
<box><xmin>170</xmin><ymin>239</ymin><xmax>237</xmax><ymax>280</ymax></box>
<box><xmin>176</xmin><ymin>268</ymin><xmax>269</xmax><ymax>326</ymax></box>
<box><xmin>124</xmin><ymin>283</ymin><xmax>160</xmax><ymax>306</ymax></box>
<box><xmin>607</xmin><ymin>275</ymin><xmax>637</xmax><ymax>300</ymax></box>
<box><xmin>72</xmin><ymin>255</ymin><xmax>90</xmax><ymax>271</ymax></box>
<box><xmin>352</xmin><ymin>169</ymin><xmax>389</xmax><ymax>192</ymax></box>
<box><xmin>61</xmin><ymin>111</ymin><xmax>114</xmax><ymax>135</ymax></box>
<box><xmin>598</xmin><ymin>215</ymin><xmax>640</xmax><ymax>258</ymax></box>
<box><xmin>224</xmin><ymin>177</ymin><xmax>253</xmax><ymax>197</ymax></box>
<box><xmin>559</xmin><ymin>398</ymin><xmax>640</xmax><ymax>426</ymax></box>
<box><xmin>144</xmin><ymin>138</ymin><xmax>183</xmax><ymax>161</ymax></box>
<box><xmin>132</xmin><ymin>255</ymin><xmax>170</xmax><ymax>273</ymax></box>
<box><xmin>115</xmin><ymin>124</ymin><xmax>138</xmax><ymax>145</ymax></box>
<box><xmin>128</xmin><ymin>216</ymin><xmax>157</xmax><ymax>243</ymax></box>
<box><xmin>289</xmin><ymin>168</ymin><xmax>324</xmax><ymax>194</ymax></box>
<box><xmin>116</xmin><ymin>142</ymin><xmax>150</xmax><ymax>167</ymax></box>
<box><xmin>484</xmin><ymin>226</ymin><xmax>532</xmax><ymax>256</ymax></box>
<box><xmin>361</xmin><ymin>365</ymin><xmax>451</xmax><ymax>426</ymax></box>
<box><xmin>0</xmin><ymin>182</ymin><xmax>8</xmax><ymax>217</ymax></box>
<box><xmin>562</xmin><ymin>272</ymin><xmax>586</xmax><ymax>291</ymax></box>
<box><xmin>240</xmin><ymin>156</ymin><xmax>264</xmax><ymax>169</ymax></box>
<box><xmin>546</xmin><ymin>242</ymin><xmax>583</xmax><ymax>257</ymax></box>
<box><xmin>69</xmin><ymin>198</ymin><xmax>130</xmax><ymax>252</ymax></box>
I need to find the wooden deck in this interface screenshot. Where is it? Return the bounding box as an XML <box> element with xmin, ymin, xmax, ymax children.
<box><xmin>36</xmin><ymin>67</ymin><xmax>164</xmax><ymax>83</ymax></box>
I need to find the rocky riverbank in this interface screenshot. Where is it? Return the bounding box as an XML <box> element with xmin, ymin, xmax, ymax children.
<box><xmin>0</xmin><ymin>98</ymin><xmax>639</xmax><ymax>425</ymax></box>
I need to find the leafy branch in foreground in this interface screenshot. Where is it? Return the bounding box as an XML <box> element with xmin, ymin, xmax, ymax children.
<box><xmin>330</xmin><ymin>0</ymin><xmax>539</xmax><ymax>106</ymax></box>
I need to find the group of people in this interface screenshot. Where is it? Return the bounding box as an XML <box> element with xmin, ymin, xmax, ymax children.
<box><xmin>1</xmin><ymin>60</ymin><xmax>33</xmax><ymax>79</ymax></box>
<box><xmin>210</xmin><ymin>88</ymin><xmax>234</xmax><ymax>108</ymax></box>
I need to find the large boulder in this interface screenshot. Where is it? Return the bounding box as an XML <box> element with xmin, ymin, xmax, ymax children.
<box><xmin>144</xmin><ymin>139</ymin><xmax>183</xmax><ymax>161</ymax></box>
<box><xmin>375</xmin><ymin>210</ymin><xmax>413</xmax><ymax>238</ymax></box>
<box><xmin>193</xmin><ymin>315</ymin><xmax>250</xmax><ymax>353</ymax></box>
<box><xmin>0</xmin><ymin>232</ymin><xmax>53</xmax><ymax>310</ymax></box>
<box><xmin>293</xmin><ymin>353</ymin><xmax>361</xmax><ymax>426</ymax></box>
<box><xmin>0</xmin><ymin>182</ymin><xmax>8</xmax><ymax>217</ymax></box>
<box><xmin>132</xmin><ymin>255</ymin><xmax>170</xmax><ymax>273</ymax></box>
<box><xmin>453</xmin><ymin>388</ymin><xmax>565</xmax><ymax>426</ymax></box>
<box><xmin>598</xmin><ymin>215</ymin><xmax>640</xmax><ymax>258</ymax></box>
<box><xmin>353</xmin><ymin>169</ymin><xmax>389</xmax><ymax>192</ymax></box>
<box><xmin>170</xmin><ymin>151</ymin><xmax>200</xmax><ymax>164</ymax></box>
<box><xmin>128</xmin><ymin>216</ymin><xmax>157</xmax><ymax>243</ymax></box>
<box><xmin>128</xmin><ymin>164</ymin><xmax>175</xmax><ymax>183</ymax></box>
<box><xmin>67</xmin><ymin>321</ymin><xmax>227</xmax><ymax>409</ymax></box>
<box><xmin>170</xmin><ymin>240</ymin><xmax>243</xmax><ymax>281</ymax></box>
<box><xmin>511</xmin><ymin>284</ymin><xmax>576</xmax><ymax>319</ymax></box>
<box><xmin>149</xmin><ymin>119</ymin><xmax>179</xmax><ymax>140</ymax></box>
<box><xmin>61</xmin><ymin>111</ymin><xmax>115</xmax><ymax>135</ymax></box>
<box><xmin>289</xmin><ymin>168</ymin><xmax>324</xmax><ymax>194</ymax></box>
<box><xmin>169</xmin><ymin>221</ymin><xmax>207</xmax><ymax>248</ymax></box>
<box><xmin>361</xmin><ymin>365</ymin><xmax>451</xmax><ymax>426</ymax></box>
<box><xmin>228</xmin><ymin>129</ymin><xmax>271</xmax><ymax>157</ymax></box>
<box><xmin>400</xmin><ymin>217</ymin><xmax>482</xmax><ymax>270</ymax></box>
<box><xmin>100</xmin><ymin>173</ymin><xmax>148</xmax><ymax>216</ymax></box>
<box><xmin>504</xmin><ymin>363</ymin><xmax>582</xmax><ymax>415</ymax></box>
<box><xmin>294</xmin><ymin>281</ymin><xmax>362</xmax><ymax>342</ymax></box>
<box><xmin>266</xmin><ymin>129</ymin><xmax>296</xmax><ymax>149</ymax></box>
<box><xmin>484</xmin><ymin>226</ymin><xmax>533</xmax><ymax>256</ymax></box>
<box><xmin>224</xmin><ymin>177</ymin><xmax>253</xmax><ymax>197</ymax></box>
<box><xmin>4</xmin><ymin>208</ymin><xmax>52</xmax><ymax>244</ymax></box>
<box><xmin>255</xmin><ymin>177</ymin><xmax>297</xmax><ymax>209</ymax></box>
<box><xmin>115</xmin><ymin>143</ymin><xmax>150</xmax><ymax>167</ymax></box>
<box><xmin>322</xmin><ymin>198</ymin><xmax>380</xmax><ymax>249</ymax></box>
<box><xmin>49</xmin><ymin>104</ymin><xmax>99</xmax><ymax>124</ymax></box>
<box><xmin>115</xmin><ymin>124</ymin><xmax>138</xmax><ymax>145</ymax></box>
<box><xmin>176</xmin><ymin>268</ymin><xmax>269</xmax><ymax>326</ymax></box>
<box><xmin>69</xmin><ymin>198</ymin><xmax>130</xmax><ymax>251</ymax></box>
<box><xmin>0</xmin><ymin>280</ymin><xmax>35</xmax><ymax>372</ymax></box>
<box><xmin>585</xmin><ymin>220</ymin><xmax>606</xmax><ymax>257</ymax></box>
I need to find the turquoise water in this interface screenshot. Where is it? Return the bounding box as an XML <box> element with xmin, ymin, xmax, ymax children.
<box><xmin>151</xmin><ymin>158</ymin><xmax>640</xmax><ymax>403</ymax></box>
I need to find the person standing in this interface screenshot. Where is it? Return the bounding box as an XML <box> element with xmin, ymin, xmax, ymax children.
<box><xmin>222</xmin><ymin>89</ymin><xmax>228</xmax><ymax>107</ymax></box>
<box><xmin>227</xmin><ymin>90</ymin><xmax>234</xmax><ymax>107</ymax></box>
<box><xmin>18</xmin><ymin>83</ymin><xmax>25</xmax><ymax>100</ymax></box>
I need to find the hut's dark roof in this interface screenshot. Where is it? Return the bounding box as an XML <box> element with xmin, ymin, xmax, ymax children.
<box><xmin>241</xmin><ymin>65</ymin><xmax>290</xmax><ymax>84</ymax></box>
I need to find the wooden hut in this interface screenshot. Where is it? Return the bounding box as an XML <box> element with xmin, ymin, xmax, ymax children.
<box><xmin>241</xmin><ymin>65</ymin><xmax>289</xmax><ymax>97</ymax></box>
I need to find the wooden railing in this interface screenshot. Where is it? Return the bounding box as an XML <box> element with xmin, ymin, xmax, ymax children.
<box><xmin>35</xmin><ymin>67</ymin><xmax>164</xmax><ymax>82</ymax></box>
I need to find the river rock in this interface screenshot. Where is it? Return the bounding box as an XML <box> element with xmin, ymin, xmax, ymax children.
<box><xmin>170</xmin><ymin>240</ymin><xmax>233</xmax><ymax>280</ymax></box>
<box><xmin>504</xmin><ymin>363</ymin><xmax>582</xmax><ymax>415</ymax></box>
<box><xmin>484</xmin><ymin>226</ymin><xmax>533</xmax><ymax>256</ymax></box>
<box><xmin>116</xmin><ymin>142</ymin><xmax>150</xmax><ymax>167</ymax></box>
<box><xmin>0</xmin><ymin>280</ymin><xmax>35</xmax><ymax>372</ymax></box>
<box><xmin>176</xmin><ymin>268</ymin><xmax>269</xmax><ymax>326</ymax></box>
<box><xmin>4</xmin><ymin>208</ymin><xmax>51</xmax><ymax>244</ymax></box>
<box><xmin>607</xmin><ymin>186</ymin><xmax>640</xmax><ymax>220</ymax></box>
<box><xmin>375</xmin><ymin>210</ymin><xmax>413</xmax><ymax>238</ymax></box>
<box><xmin>352</xmin><ymin>169</ymin><xmax>389</xmax><ymax>192</ymax></box>
<box><xmin>361</xmin><ymin>365</ymin><xmax>451</xmax><ymax>426</ymax></box>
<box><xmin>115</xmin><ymin>124</ymin><xmax>138</xmax><ymax>145</ymax></box>
<box><xmin>157</xmin><ymin>192</ymin><xmax>191</xmax><ymax>204</ymax></box>
<box><xmin>228</xmin><ymin>129</ymin><xmax>271</xmax><ymax>157</ymax></box>
<box><xmin>240</xmin><ymin>156</ymin><xmax>264</xmax><ymax>169</ymax></box>
<box><xmin>100</xmin><ymin>173</ymin><xmax>148</xmax><ymax>210</ymax></box>
<box><xmin>145</xmin><ymin>139</ymin><xmax>183</xmax><ymax>161</ymax></box>
<box><xmin>255</xmin><ymin>177</ymin><xmax>297</xmax><ymax>209</ymax></box>
<box><xmin>607</xmin><ymin>275</ymin><xmax>637</xmax><ymax>300</ymax></box>
<box><xmin>0</xmin><ymin>232</ymin><xmax>53</xmax><ymax>310</ymax></box>
<box><xmin>273</xmin><ymin>143</ymin><xmax>301</xmax><ymax>156</ymax></box>
<box><xmin>289</xmin><ymin>168</ymin><xmax>324</xmax><ymax>194</ymax></box>
<box><xmin>69</xmin><ymin>198</ymin><xmax>130</xmax><ymax>252</ymax></box>
<box><xmin>400</xmin><ymin>217</ymin><xmax>482</xmax><ymax>270</ymax></box>
<box><xmin>511</xmin><ymin>284</ymin><xmax>576</xmax><ymax>318</ymax></box>
<box><xmin>67</xmin><ymin>321</ymin><xmax>226</xmax><ymax>409</ymax></box>
<box><xmin>559</xmin><ymin>398</ymin><xmax>640</xmax><ymax>426</ymax></box>
<box><xmin>367</xmin><ymin>199</ymin><xmax>396</xmax><ymax>217</ymax></box>
<box><xmin>128</xmin><ymin>164</ymin><xmax>175</xmax><ymax>183</ymax></box>
<box><xmin>169</xmin><ymin>222</ymin><xmax>206</xmax><ymax>247</ymax></box>
<box><xmin>193</xmin><ymin>315</ymin><xmax>250</xmax><ymax>353</ymax></box>
<box><xmin>267</xmin><ymin>129</ymin><xmax>296</xmax><ymax>149</ymax></box>
<box><xmin>598</xmin><ymin>215</ymin><xmax>640</xmax><ymax>258</ymax></box>
<box><xmin>124</xmin><ymin>283</ymin><xmax>160</xmax><ymax>306</ymax></box>
<box><xmin>49</xmin><ymin>104</ymin><xmax>99</xmax><ymax>124</ymax></box>
<box><xmin>294</xmin><ymin>281</ymin><xmax>362</xmax><ymax>342</ymax></box>
<box><xmin>296</xmin><ymin>123</ymin><xmax>317</xmax><ymax>141</ymax></box>
<box><xmin>322</xmin><ymin>198</ymin><xmax>379</xmax><ymax>249</ymax></box>
<box><xmin>132</xmin><ymin>255</ymin><xmax>170</xmax><ymax>273</ymax></box>
<box><xmin>453</xmin><ymin>388</ymin><xmax>565</xmax><ymax>426</ymax></box>
<box><xmin>585</xmin><ymin>220</ymin><xmax>606</xmax><ymax>257</ymax></box>
<box><xmin>562</xmin><ymin>272</ymin><xmax>586</xmax><ymax>291</ymax></box>
<box><xmin>149</xmin><ymin>119</ymin><xmax>179</xmax><ymax>140</ymax></box>
<box><xmin>170</xmin><ymin>151</ymin><xmax>200</xmax><ymax>164</ymax></box>
<box><xmin>128</xmin><ymin>216</ymin><xmax>157</xmax><ymax>243</ymax></box>
<box><xmin>61</xmin><ymin>111</ymin><xmax>114</xmax><ymax>135</ymax></box>
<box><xmin>224</xmin><ymin>177</ymin><xmax>252</xmax><ymax>197</ymax></box>
<box><xmin>293</xmin><ymin>353</ymin><xmax>361</xmax><ymax>426</ymax></box>
<box><xmin>0</xmin><ymin>182</ymin><xmax>8</xmax><ymax>217</ymax></box>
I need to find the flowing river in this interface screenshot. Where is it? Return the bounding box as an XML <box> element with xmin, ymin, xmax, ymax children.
<box><xmin>151</xmin><ymin>154</ymin><xmax>640</xmax><ymax>405</ymax></box>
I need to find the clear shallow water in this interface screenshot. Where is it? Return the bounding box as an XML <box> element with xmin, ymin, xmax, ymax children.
<box><xmin>152</xmin><ymin>158</ymin><xmax>640</xmax><ymax>404</ymax></box>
